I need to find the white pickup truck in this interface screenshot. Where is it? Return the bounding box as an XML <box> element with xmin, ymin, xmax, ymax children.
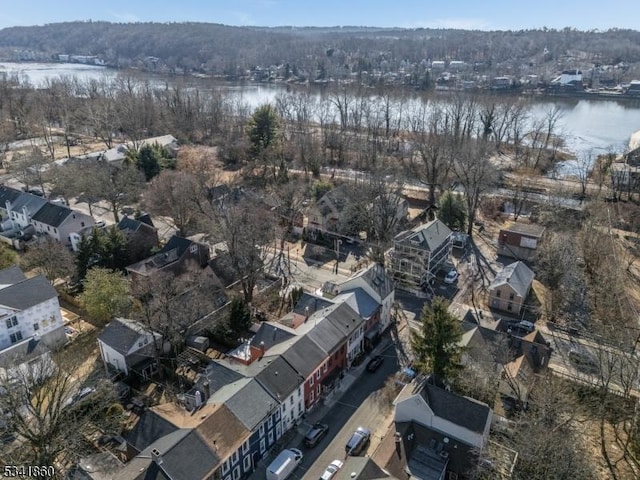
<box><xmin>266</xmin><ymin>448</ymin><xmax>303</xmax><ymax>480</ymax></box>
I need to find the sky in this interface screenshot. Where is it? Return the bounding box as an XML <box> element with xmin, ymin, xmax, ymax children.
<box><xmin>0</xmin><ymin>0</ymin><xmax>638</xmax><ymax>32</ymax></box>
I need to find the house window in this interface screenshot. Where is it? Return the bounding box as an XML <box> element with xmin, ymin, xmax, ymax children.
<box><xmin>260</xmin><ymin>439</ymin><xmax>266</xmax><ymax>454</ymax></box>
<box><xmin>47</xmin><ymin>226</ymin><xmax>50</xmax><ymax>231</ymax></box>
<box><xmin>309</xmin><ymin>376</ymin><xmax>314</xmax><ymax>386</ymax></box>
<box><xmin>323</xmin><ymin>363</ymin><xmax>327</xmax><ymax>373</ymax></box>
<box><xmin>54</xmin><ymin>228</ymin><xmax>57</xmax><ymax>234</ymax></box>
<box><xmin>10</xmin><ymin>331</ymin><xmax>23</xmax><ymax>344</ymax></box>
<box><xmin>507</xmin><ymin>302</ymin><xmax>513</xmax><ymax>311</ymax></box>
<box><xmin>81</xmin><ymin>222</ymin><xmax>85</xmax><ymax>227</ymax></box>
<box><xmin>495</xmin><ymin>290</ymin><xmax>501</xmax><ymax>298</ymax></box>
<box><xmin>243</xmin><ymin>455</ymin><xmax>251</xmax><ymax>471</ymax></box>
<box><xmin>33</xmin><ymin>323</ymin><xmax>39</xmax><ymax>331</ymax></box>
<box><xmin>259</xmin><ymin>424</ymin><xmax>265</xmax><ymax>438</ymax></box>
<box><xmin>241</xmin><ymin>439</ymin><xmax>249</xmax><ymax>455</ymax></box>
<box><xmin>232</xmin><ymin>466</ymin><xmax>240</xmax><ymax>480</ymax></box>
<box><xmin>268</xmin><ymin>416</ymin><xmax>273</xmax><ymax>428</ymax></box>
<box><xmin>231</xmin><ymin>450</ymin><xmax>239</xmax><ymax>465</ymax></box>
<box><xmin>298</xmin><ymin>386</ymin><xmax>302</xmax><ymax>396</ymax></box>
<box><xmin>268</xmin><ymin>430</ymin><xmax>274</xmax><ymax>445</ymax></box>
<box><xmin>5</xmin><ymin>317</ymin><xmax>18</xmax><ymax>328</ymax></box>
<box><xmin>222</xmin><ymin>460</ymin><xmax>230</xmax><ymax>474</ymax></box>
<box><xmin>310</xmin><ymin>390</ymin><xmax>315</xmax><ymax>402</ymax></box>
<box><xmin>190</xmin><ymin>244</ymin><xmax>198</xmax><ymax>254</ymax></box>
<box><xmin>317</xmin><ymin>384</ymin><xmax>321</xmax><ymax>396</ymax></box>
<box><xmin>316</xmin><ymin>370</ymin><xmax>321</xmax><ymax>380</ymax></box>
<box><xmin>509</xmin><ymin>292</ymin><xmax>515</xmax><ymax>300</ymax></box>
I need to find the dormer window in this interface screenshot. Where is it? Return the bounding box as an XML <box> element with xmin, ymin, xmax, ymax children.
<box><xmin>190</xmin><ymin>244</ymin><xmax>198</xmax><ymax>254</ymax></box>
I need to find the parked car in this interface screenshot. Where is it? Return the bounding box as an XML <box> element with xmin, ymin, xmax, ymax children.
<box><xmin>444</xmin><ymin>270</ymin><xmax>459</xmax><ymax>284</ymax></box>
<box><xmin>266</xmin><ymin>448</ymin><xmax>303</xmax><ymax>480</ymax></box>
<box><xmin>517</xmin><ymin>320</ymin><xmax>535</xmax><ymax>333</ymax></box>
<box><xmin>304</xmin><ymin>422</ymin><xmax>329</xmax><ymax>447</ymax></box>
<box><xmin>345</xmin><ymin>427</ymin><xmax>371</xmax><ymax>456</ymax></box>
<box><xmin>64</xmin><ymin>387</ymin><xmax>96</xmax><ymax>407</ymax></box>
<box><xmin>366</xmin><ymin>355</ymin><xmax>384</xmax><ymax>372</ymax></box>
<box><xmin>320</xmin><ymin>460</ymin><xmax>344</xmax><ymax>480</ymax></box>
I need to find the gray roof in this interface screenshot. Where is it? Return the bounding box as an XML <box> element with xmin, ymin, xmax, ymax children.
<box><xmin>307</xmin><ymin>306</ymin><xmax>348</xmax><ymax>354</ymax></box>
<box><xmin>0</xmin><ymin>186</ymin><xmax>23</xmax><ymax>209</ymax></box>
<box><xmin>282</xmin><ymin>335</ymin><xmax>327</xmax><ymax>378</ymax></box>
<box><xmin>98</xmin><ymin>318</ymin><xmax>157</xmax><ymax>356</ymax></box>
<box><xmin>30</xmin><ymin>203</ymin><xmax>79</xmax><ymax>227</ymax></box>
<box><xmin>322</xmin><ymin>301</ymin><xmax>365</xmax><ymax>337</ymax></box>
<box><xmin>501</xmin><ymin>222</ymin><xmax>545</xmax><ymax>238</ymax></box>
<box><xmin>125</xmin><ymin>410</ymin><xmax>179</xmax><ymax>453</ymax></box>
<box><xmin>249</xmin><ymin>322</ymin><xmax>295</xmax><ymax>352</ymax></box>
<box><xmin>394</xmin><ymin>219</ymin><xmax>452</xmax><ymax>252</ymax></box>
<box><xmin>196</xmin><ymin>361</ymin><xmax>245</xmax><ymax>396</ymax></box>
<box><xmin>490</xmin><ymin>261</ymin><xmax>535</xmax><ymax>297</ymax></box>
<box><xmin>153</xmin><ymin>430</ymin><xmax>219</xmax><ymax>480</ymax></box>
<box><xmin>224</xmin><ymin>378</ymin><xmax>278</xmax><ymax>430</ymax></box>
<box><xmin>0</xmin><ymin>274</ymin><xmax>58</xmax><ymax>310</ymax></box>
<box><xmin>292</xmin><ymin>292</ymin><xmax>334</xmax><ymax>317</ymax></box>
<box><xmin>319</xmin><ymin>185</ymin><xmax>349</xmax><ymax>214</ymax></box>
<box><xmin>420</xmin><ymin>382</ymin><xmax>491</xmax><ymax>434</ymax></box>
<box><xmin>118</xmin><ymin>216</ymin><xmax>157</xmax><ymax>236</ymax></box>
<box><xmin>0</xmin><ymin>265</ymin><xmax>27</xmax><ymax>286</ymax></box>
<box><xmin>255</xmin><ymin>356</ymin><xmax>303</xmax><ymax>401</ymax></box>
<box><xmin>0</xmin><ymin>336</ymin><xmax>51</xmax><ymax>369</ymax></box>
<box><xmin>8</xmin><ymin>191</ymin><xmax>48</xmax><ymax>217</ymax></box>
<box><xmin>335</xmin><ymin>288</ymin><xmax>379</xmax><ymax>318</ymax></box>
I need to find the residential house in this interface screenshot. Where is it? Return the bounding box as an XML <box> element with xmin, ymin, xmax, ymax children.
<box><xmin>0</xmin><ymin>266</ymin><xmax>66</xmax><ymax>352</ymax></box>
<box><xmin>290</xmin><ymin>292</ymin><xmax>334</xmax><ymax>328</ymax></box>
<box><xmin>307</xmin><ymin>185</ymin><xmax>350</xmax><ymax>234</ymax></box>
<box><xmin>391</xmin><ymin>378</ymin><xmax>492</xmax><ymax>479</ymax></box>
<box><xmin>0</xmin><ymin>186</ymin><xmax>47</xmax><ymax>231</ymax></box>
<box><xmin>117</xmin><ymin>214</ymin><xmax>159</xmax><ymax>264</ymax></box>
<box><xmin>30</xmin><ymin>203</ymin><xmax>95</xmax><ymax>251</ymax></box>
<box><xmin>324</xmin><ymin>262</ymin><xmax>395</xmax><ymax>334</ymax></box>
<box><xmin>97</xmin><ymin>317</ymin><xmax>162</xmax><ymax>379</ymax></box>
<box><xmin>496</xmin><ymin>222</ymin><xmax>545</xmax><ymax>261</ymax></box>
<box><xmin>119</xmin><ymin>382</ymin><xmax>276</xmax><ymax>480</ymax></box>
<box><xmin>460</xmin><ymin>319</ymin><xmax>551</xmax><ymax>407</ymax></box>
<box><xmin>387</xmin><ymin>219</ymin><xmax>453</xmax><ymax>293</ymax></box>
<box><xmin>0</xmin><ymin>336</ymin><xmax>53</xmax><ymax>384</ymax></box>
<box><xmin>488</xmin><ymin>261</ymin><xmax>535</xmax><ymax>315</ymax></box>
<box><xmin>126</xmin><ymin>235</ymin><xmax>210</xmax><ymax>283</ymax></box>
<box><xmin>281</xmin><ymin>334</ymin><xmax>333</xmax><ymax>410</ymax></box>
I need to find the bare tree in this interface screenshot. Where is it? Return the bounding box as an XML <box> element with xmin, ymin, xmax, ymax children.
<box><xmin>7</xmin><ymin>148</ymin><xmax>49</xmax><ymax>195</ymax></box>
<box><xmin>142</xmin><ymin>170</ymin><xmax>204</xmax><ymax>236</ymax></box>
<box><xmin>453</xmin><ymin>140</ymin><xmax>498</xmax><ymax>235</ymax></box>
<box><xmin>0</xmin><ymin>352</ymin><xmax>122</xmax><ymax>472</ymax></box>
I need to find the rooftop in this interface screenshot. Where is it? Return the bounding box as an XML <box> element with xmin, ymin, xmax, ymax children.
<box><xmin>500</xmin><ymin>222</ymin><xmax>545</xmax><ymax>238</ymax></box>
<box><xmin>490</xmin><ymin>261</ymin><xmax>535</xmax><ymax>298</ymax></box>
<box><xmin>394</xmin><ymin>219</ymin><xmax>452</xmax><ymax>252</ymax></box>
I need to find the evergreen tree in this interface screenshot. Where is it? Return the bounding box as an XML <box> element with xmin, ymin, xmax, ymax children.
<box><xmin>247</xmin><ymin>104</ymin><xmax>280</xmax><ymax>157</ymax></box>
<box><xmin>228</xmin><ymin>297</ymin><xmax>252</xmax><ymax>336</ymax></box>
<box><xmin>410</xmin><ymin>297</ymin><xmax>464</xmax><ymax>381</ymax></box>
<box><xmin>437</xmin><ymin>190</ymin><xmax>467</xmax><ymax>231</ymax></box>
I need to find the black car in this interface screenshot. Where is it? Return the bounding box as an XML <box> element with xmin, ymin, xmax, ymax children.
<box><xmin>304</xmin><ymin>422</ymin><xmax>329</xmax><ymax>447</ymax></box>
<box><xmin>345</xmin><ymin>427</ymin><xmax>371</xmax><ymax>456</ymax></box>
<box><xmin>366</xmin><ymin>355</ymin><xmax>384</xmax><ymax>372</ymax></box>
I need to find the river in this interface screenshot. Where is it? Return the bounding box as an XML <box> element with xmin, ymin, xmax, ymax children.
<box><xmin>2</xmin><ymin>61</ymin><xmax>640</xmax><ymax>162</ymax></box>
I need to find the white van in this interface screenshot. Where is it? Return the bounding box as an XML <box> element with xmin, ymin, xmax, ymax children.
<box><xmin>266</xmin><ymin>448</ymin><xmax>303</xmax><ymax>480</ymax></box>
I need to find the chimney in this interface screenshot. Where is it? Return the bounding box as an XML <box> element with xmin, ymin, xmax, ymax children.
<box><xmin>151</xmin><ymin>448</ymin><xmax>163</xmax><ymax>465</ymax></box>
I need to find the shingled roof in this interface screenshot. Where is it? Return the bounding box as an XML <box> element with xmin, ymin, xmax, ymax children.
<box><xmin>394</xmin><ymin>219</ymin><xmax>452</xmax><ymax>252</ymax></box>
<box><xmin>0</xmin><ymin>274</ymin><xmax>58</xmax><ymax>311</ymax></box>
<box><xmin>420</xmin><ymin>382</ymin><xmax>491</xmax><ymax>435</ymax></box>
<box><xmin>490</xmin><ymin>261</ymin><xmax>535</xmax><ymax>298</ymax></box>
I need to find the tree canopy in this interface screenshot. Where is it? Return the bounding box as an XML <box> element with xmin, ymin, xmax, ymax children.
<box><xmin>410</xmin><ymin>297</ymin><xmax>464</xmax><ymax>381</ymax></box>
<box><xmin>79</xmin><ymin>267</ymin><xmax>131</xmax><ymax>323</ymax></box>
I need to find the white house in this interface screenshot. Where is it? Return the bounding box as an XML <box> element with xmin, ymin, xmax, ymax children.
<box><xmin>394</xmin><ymin>378</ymin><xmax>492</xmax><ymax>451</ymax></box>
<box><xmin>0</xmin><ymin>186</ymin><xmax>47</xmax><ymax>231</ymax></box>
<box><xmin>97</xmin><ymin>317</ymin><xmax>162</xmax><ymax>378</ymax></box>
<box><xmin>0</xmin><ymin>266</ymin><xmax>65</xmax><ymax>352</ymax></box>
<box><xmin>30</xmin><ymin>203</ymin><xmax>95</xmax><ymax>251</ymax></box>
